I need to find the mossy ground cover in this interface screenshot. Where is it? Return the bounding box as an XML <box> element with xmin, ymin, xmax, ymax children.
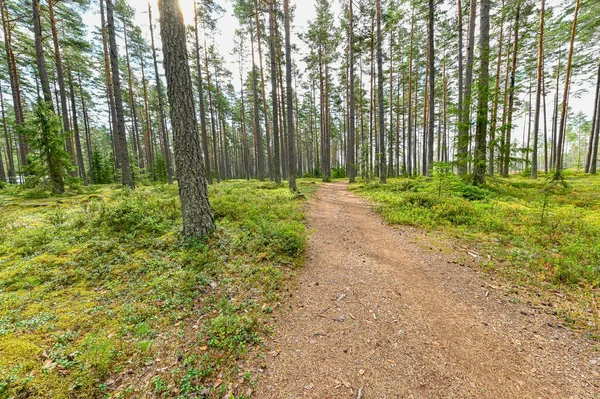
<box><xmin>0</xmin><ymin>179</ymin><xmax>318</xmax><ymax>398</ymax></box>
<box><xmin>351</xmin><ymin>171</ymin><xmax>600</xmax><ymax>333</ymax></box>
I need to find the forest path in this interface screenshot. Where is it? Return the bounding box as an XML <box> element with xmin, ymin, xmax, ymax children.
<box><xmin>252</xmin><ymin>182</ymin><xmax>599</xmax><ymax>399</ymax></box>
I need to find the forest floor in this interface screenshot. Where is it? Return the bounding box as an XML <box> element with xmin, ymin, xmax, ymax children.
<box><xmin>252</xmin><ymin>182</ymin><xmax>600</xmax><ymax>398</ymax></box>
<box><xmin>0</xmin><ymin>180</ymin><xmax>317</xmax><ymax>398</ymax></box>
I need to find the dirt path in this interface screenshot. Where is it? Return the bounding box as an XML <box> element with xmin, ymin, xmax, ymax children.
<box><xmin>252</xmin><ymin>182</ymin><xmax>599</xmax><ymax>399</ymax></box>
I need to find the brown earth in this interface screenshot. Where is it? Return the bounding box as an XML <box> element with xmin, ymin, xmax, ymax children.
<box><xmin>252</xmin><ymin>182</ymin><xmax>600</xmax><ymax>399</ymax></box>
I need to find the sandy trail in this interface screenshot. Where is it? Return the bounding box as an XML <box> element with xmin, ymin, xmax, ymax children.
<box><xmin>253</xmin><ymin>182</ymin><xmax>599</xmax><ymax>399</ymax></box>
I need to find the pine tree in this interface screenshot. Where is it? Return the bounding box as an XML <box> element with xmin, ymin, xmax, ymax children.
<box><xmin>106</xmin><ymin>0</ymin><xmax>134</xmax><ymax>188</ymax></box>
<box><xmin>158</xmin><ymin>0</ymin><xmax>215</xmax><ymax>238</ymax></box>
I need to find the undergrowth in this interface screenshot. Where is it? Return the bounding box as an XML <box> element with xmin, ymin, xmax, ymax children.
<box><xmin>351</xmin><ymin>171</ymin><xmax>600</xmax><ymax>331</ymax></box>
<box><xmin>0</xmin><ymin>179</ymin><xmax>317</xmax><ymax>398</ymax></box>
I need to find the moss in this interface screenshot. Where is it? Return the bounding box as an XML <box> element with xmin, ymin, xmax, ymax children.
<box><xmin>0</xmin><ymin>179</ymin><xmax>314</xmax><ymax>397</ymax></box>
<box><xmin>352</xmin><ymin>172</ymin><xmax>600</xmax><ymax>330</ymax></box>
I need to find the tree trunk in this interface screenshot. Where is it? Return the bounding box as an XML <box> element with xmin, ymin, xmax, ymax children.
<box><xmin>389</xmin><ymin>30</ymin><xmax>394</xmax><ymax>177</ymax></box>
<box><xmin>2</xmin><ymin>0</ymin><xmax>26</xmax><ymax>171</ymax></box>
<box><xmin>158</xmin><ymin>0</ymin><xmax>214</xmax><ymax>238</ymax></box>
<box><xmin>204</xmin><ymin>40</ymin><xmax>221</xmax><ymax>182</ymax></box>
<box><xmin>283</xmin><ymin>0</ymin><xmax>296</xmax><ymax>191</ymax></box>
<box><xmin>488</xmin><ymin>0</ymin><xmax>505</xmax><ymax>176</ymax></box>
<box><xmin>376</xmin><ymin>0</ymin><xmax>385</xmax><ymax>183</ymax></box>
<box><xmin>32</xmin><ymin>0</ymin><xmax>53</xmax><ymax>107</ymax></box>
<box><xmin>348</xmin><ymin>0</ymin><xmax>356</xmax><ymax>182</ymax></box>
<box><xmin>141</xmin><ymin>60</ymin><xmax>155</xmax><ymax>181</ymax></box>
<box><xmin>555</xmin><ymin>0</ymin><xmax>580</xmax><ymax>172</ymax></box>
<box><xmin>473</xmin><ymin>0</ymin><xmax>490</xmax><ymax>185</ymax></box>
<box><xmin>456</xmin><ymin>0</ymin><xmax>464</xmax><ymax>173</ymax></box>
<box><xmin>193</xmin><ymin>2</ymin><xmax>212</xmax><ymax>184</ymax></box>
<box><xmin>67</xmin><ymin>61</ymin><xmax>87</xmax><ymax>185</ymax></box>
<box><xmin>99</xmin><ymin>0</ymin><xmax>119</xmax><ymax>170</ymax></box>
<box><xmin>249</xmin><ymin>24</ymin><xmax>265</xmax><ymax>181</ymax></box>
<box><xmin>254</xmin><ymin>0</ymin><xmax>273</xmax><ymax>179</ymax></box>
<box><xmin>32</xmin><ymin>0</ymin><xmax>64</xmax><ymax>193</ymax></box>
<box><xmin>0</xmin><ymin>80</ymin><xmax>15</xmax><ymax>183</ymax></box>
<box><xmin>458</xmin><ymin>0</ymin><xmax>477</xmax><ymax>175</ymax></box>
<box><xmin>427</xmin><ymin>0</ymin><xmax>435</xmax><ymax>175</ymax></box>
<box><xmin>407</xmin><ymin>13</ymin><xmax>414</xmax><ymax>177</ymax></box>
<box><xmin>551</xmin><ymin>52</ymin><xmax>561</xmax><ymax>168</ymax></box>
<box><xmin>77</xmin><ymin>71</ymin><xmax>94</xmax><ymax>184</ymax></box>
<box><xmin>531</xmin><ymin>0</ymin><xmax>545</xmax><ymax>179</ymax></box>
<box><xmin>122</xmin><ymin>14</ymin><xmax>143</xmax><ymax>171</ymax></box>
<box><xmin>48</xmin><ymin>0</ymin><xmax>78</xmax><ymax>175</ymax></box>
<box><xmin>590</xmin><ymin>61</ymin><xmax>600</xmax><ymax>174</ymax></box>
<box><xmin>149</xmin><ymin>3</ymin><xmax>173</xmax><ymax>184</ymax></box>
<box><xmin>106</xmin><ymin>0</ymin><xmax>134</xmax><ymax>188</ymax></box>
<box><xmin>503</xmin><ymin>5</ymin><xmax>521</xmax><ymax>176</ymax></box>
<box><xmin>268</xmin><ymin>0</ymin><xmax>282</xmax><ymax>184</ymax></box>
<box><xmin>585</xmin><ymin>60</ymin><xmax>600</xmax><ymax>173</ymax></box>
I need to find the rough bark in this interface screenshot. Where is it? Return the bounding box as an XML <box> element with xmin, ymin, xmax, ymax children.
<box><xmin>158</xmin><ymin>0</ymin><xmax>215</xmax><ymax>238</ymax></box>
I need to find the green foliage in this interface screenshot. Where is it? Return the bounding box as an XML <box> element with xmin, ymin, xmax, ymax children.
<box><xmin>91</xmin><ymin>149</ymin><xmax>115</xmax><ymax>184</ymax></box>
<box><xmin>153</xmin><ymin>154</ymin><xmax>168</xmax><ymax>183</ymax></box>
<box><xmin>331</xmin><ymin>166</ymin><xmax>346</xmax><ymax>179</ymax></box>
<box><xmin>207</xmin><ymin>313</ymin><xmax>258</xmax><ymax>352</ymax></box>
<box><xmin>352</xmin><ymin>173</ymin><xmax>600</xmax><ymax>291</ymax></box>
<box><xmin>0</xmin><ymin>180</ymin><xmax>313</xmax><ymax>398</ymax></box>
<box><xmin>23</xmin><ymin>99</ymin><xmax>72</xmax><ymax>194</ymax></box>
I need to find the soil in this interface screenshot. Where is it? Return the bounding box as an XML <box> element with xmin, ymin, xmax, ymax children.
<box><xmin>251</xmin><ymin>182</ymin><xmax>600</xmax><ymax>399</ymax></box>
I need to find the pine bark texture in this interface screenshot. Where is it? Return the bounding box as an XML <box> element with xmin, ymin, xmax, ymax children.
<box><xmin>159</xmin><ymin>0</ymin><xmax>215</xmax><ymax>239</ymax></box>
